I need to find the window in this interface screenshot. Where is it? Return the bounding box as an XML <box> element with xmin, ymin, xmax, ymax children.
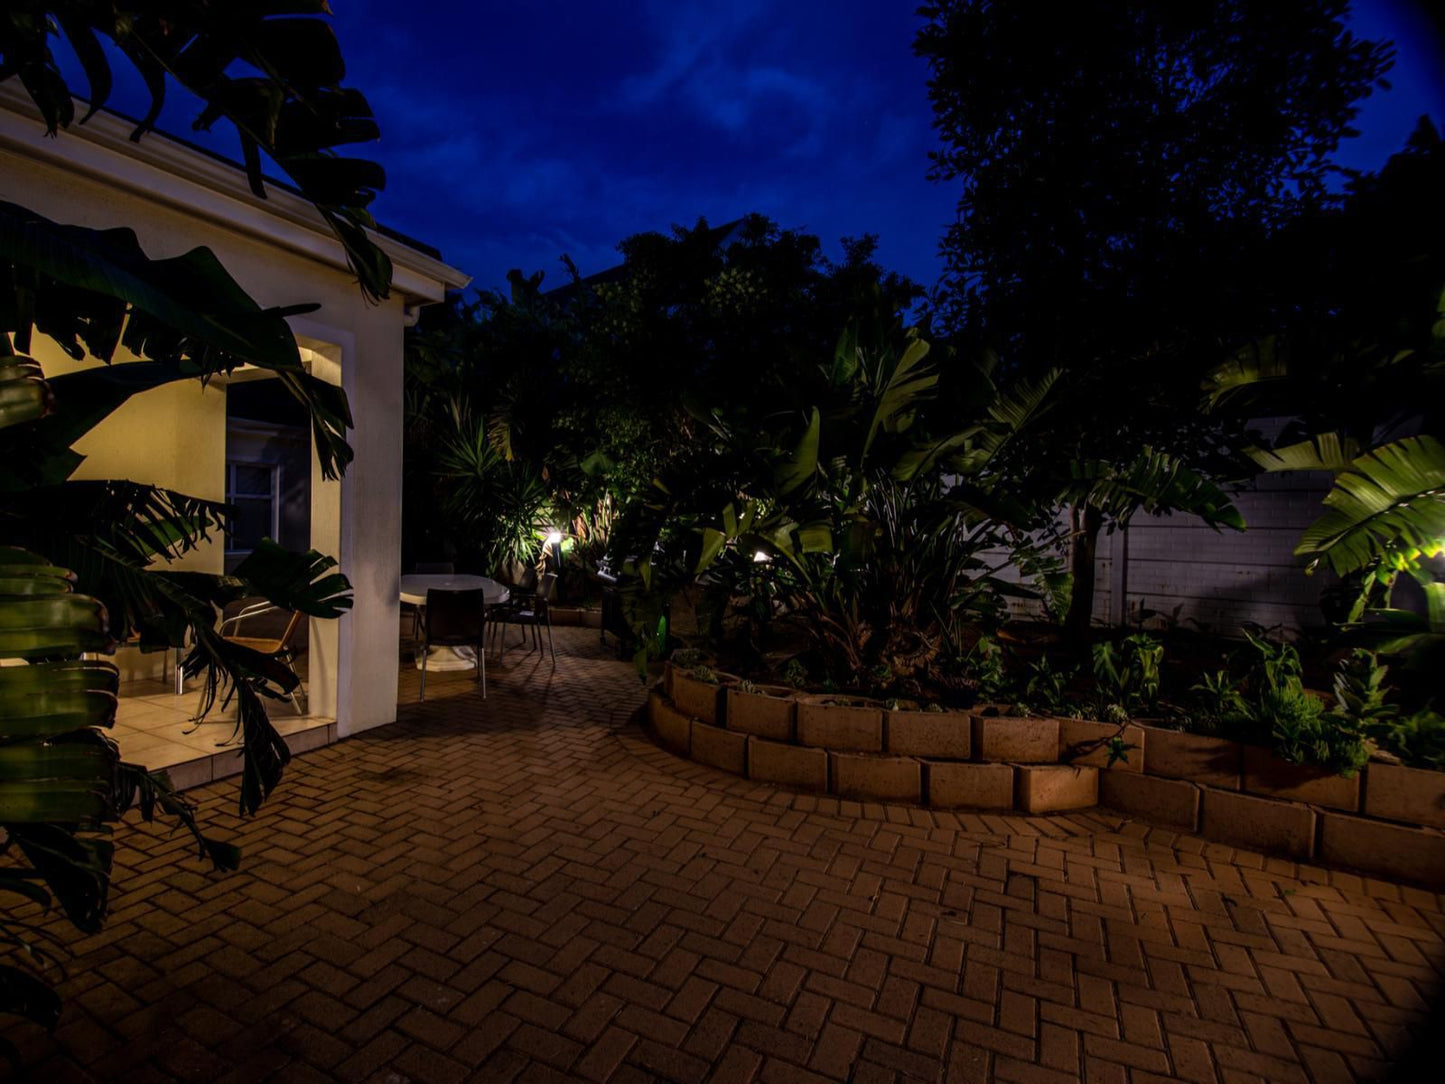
<box><xmin>225</xmin><ymin>461</ymin><xmax>279</xmax><ymax>554</ymax></box>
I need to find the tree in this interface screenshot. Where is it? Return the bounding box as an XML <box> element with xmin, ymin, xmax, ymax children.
<box><xmin>402</xmin><ymin>216</ymin><xmax>923</xmax><ymax>581</ymax></box>
<box><xmin>915</xmin><ymin>0</ymin><xmax>1393</xmax><ymax>639</ymax></box>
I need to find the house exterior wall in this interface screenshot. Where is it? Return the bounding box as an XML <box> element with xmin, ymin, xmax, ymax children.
<box><xmin>1120</xmin><ymin>471</ymin><xmax>1335</xmax><ymax>635</ymax></box>
<box><xmin>1</xmin><ymin>94</ymin><xmax>466</xmax><ymax>735</ymax></box>
<box><xmin>985</xmin><ymin>471</ymin><xmax>1335</xmax><ymax>638</ymax></box>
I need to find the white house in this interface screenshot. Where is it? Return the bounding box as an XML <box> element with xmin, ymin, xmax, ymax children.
<box><xmin>0</xmin><ymin>84</ymin><xmax>468</xmax><ymax>772</ymax></box>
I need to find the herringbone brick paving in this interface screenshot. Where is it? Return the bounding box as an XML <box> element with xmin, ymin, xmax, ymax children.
<box><xmin>6</xmin><ymin>628</ymin><xmax>1444</xmax><ymax>1082</ymax></box>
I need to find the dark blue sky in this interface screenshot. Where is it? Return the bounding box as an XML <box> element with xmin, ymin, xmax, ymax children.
<box><xmin>51</xmin><ymin>2</ymin><xmax>1445</xmax><ymax>294</ymax></box>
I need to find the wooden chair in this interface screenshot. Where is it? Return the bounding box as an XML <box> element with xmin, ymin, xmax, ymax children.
<box><xmin>419</xmin><ymin>588</ymin><xmax>489</xmax><ymax>700</ymax></box>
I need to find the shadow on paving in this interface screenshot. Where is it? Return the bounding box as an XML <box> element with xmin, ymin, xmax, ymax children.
<box><xmin>3</xmin><ymin>625</ymin><xmax>1443</xmax><ymax>1082</ymax></box>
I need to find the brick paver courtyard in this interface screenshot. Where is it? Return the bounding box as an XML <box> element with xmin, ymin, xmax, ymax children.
<box><xmin>6</xmin><ymin>628</ymin><xmax>1444</xmax><ymax>1082</ymax></box>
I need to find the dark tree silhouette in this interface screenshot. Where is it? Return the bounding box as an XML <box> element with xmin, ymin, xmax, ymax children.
<box><xmin>915</xmin><ymin>0</ymin><xmax>1393</xmax><ymax>640</ymax></box>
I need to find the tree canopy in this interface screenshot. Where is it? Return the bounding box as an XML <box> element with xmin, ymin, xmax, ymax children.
<box><xmin>915</xmin><ymin>0</ymin><xmax>1394</xmax><ymax>637</ymax></box>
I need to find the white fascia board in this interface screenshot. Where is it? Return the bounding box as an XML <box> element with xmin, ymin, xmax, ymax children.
<box><xmin>0</xmin><ymin>84</ymin><xmax>470</xmax><ymax>302</ymax></box>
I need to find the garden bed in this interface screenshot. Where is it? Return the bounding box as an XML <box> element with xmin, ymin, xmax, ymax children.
<box><xmin>646</xmin><ymin>661</ymin><xmax>1445</xmax><ymax>887</ymax></box>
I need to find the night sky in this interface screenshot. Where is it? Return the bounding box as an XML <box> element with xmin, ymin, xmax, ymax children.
<box><xmin>48</xmin><ymin>1</ymin><xmax>1445</xmax><ymax>295</ymax></box>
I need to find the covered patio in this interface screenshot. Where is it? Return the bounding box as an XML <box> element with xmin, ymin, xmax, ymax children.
<box><xmin>9</xmin><ymin>626</ymin><xmax>1443</xmax><ymax>1082</ymax></box>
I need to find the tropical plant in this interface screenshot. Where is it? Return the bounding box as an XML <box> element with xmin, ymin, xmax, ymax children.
<box><xmin>779</xmin><ymin>658</ymin><xmax>808</xmax><ymax>689</ymax></box>
<box><xmin>2</xmin><ymin>2</ymin><xmax>378</xmax><ymax>1057</ymax></box>
<box><xmin>1</xmin><ymin>2</ymin><xmax>392</xmax><ymax>298</ymax></box>
<box><xmin>402</xmin><ymin>217</ymin><xmax>923</xmax><ymax>581</ymax></box>
<box><xmin>1227</xmin><ymin>634</ymin><xmax>1371</xmax><ymax>776</ymax></box>
<box><xmin>611</xmin><ymin>318</ymin><xmax>1059</xmax><ymax>687</ymax></box>
<box><xmin>1019</xmin><ymin>656</ymin><xmax>1072</xmax><ymax>717</ymax></box>
<box><xmin>1374</xmin><ymin>709</ymin><xmax>1445</xmax><ymax>770</ymax></box>
<box><xmin>1</xmin><ymin>203</ymin><xmax>354</xmax><ymax>810</ymax></box>
<box><xmin>433</xmin><ymin>414</ymin><xmax>557</xmax><ymax>576</ymax></box>
<box><xmin>1329</xmin><ymin>649</ymin><xmax>1398</xmax><ymax>733</ymax></box>
<box><xmin>1089</xmin><ymin>633</ymin><xmax>1163</xmax><ymax>718</ymax></box>
<box><xmin>0</xmin><ymin>213</ymin><xmax>353</xmax><ymax>1051</ymax></box>
<box><xmin>1189</xmin><ymin>669</ymin><xmax>1244</xmax><ymax>729</ymax></box>
<box><xmin>0</xmin><ymin>547</ymin><xmax>252</xmax><ymax>1064</ymax></box>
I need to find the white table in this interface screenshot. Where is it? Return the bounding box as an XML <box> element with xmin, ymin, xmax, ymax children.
<box><xmin>401</xmin><ymin>574</ymin><xmax>509</xmax><ymax>670</ymax></box>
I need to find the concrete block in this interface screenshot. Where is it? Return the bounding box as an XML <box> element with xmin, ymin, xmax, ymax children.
<box><xmin>926</xmin><ymin>761</ymin><xmax>1014</xmax><ymax>809</ymax></box>
<box><xmin>972</xmin><ymin>715</ymin><xmax>1059</xmax><ymax>763</ymax></box>
<box><xmin>648</xmin><ymin>691</ymin><xmax>692</xmax><ymax>756</ymax></box>
<box><xmin>830</xmin><ymin>752</ymin><xmax>922</xmax><ymax>802</ymax></box>
<box><xmin>691</xmin><ymin>720</ymin><xmax>747</xmax><ymax>775</ymax></box>
<box><xmin>725</xmin><ymin>686</ymin><xmax>797</xmax><ymax>742</ymax></box>
<box><xmin>1242</xmin><ymin>745</ymin><xmax>1360</xmax><ymax>812</ymax></box>
<box><xmin>1098</xmin><ymin>770</ymin><xmax>1200</xmax><ymax>831</ymax></box>
<box><xmin>748</xmin><ymin>737</ymin><xmax>828</xmax><ymax>790</ymax></box>
<box><xmin>1059</xmin><ymin>718</ymin><xmax>1145</xmax><ymax>772</ymax></box>
<box><xmin>1199</xmin><ymin>787</ymin><xmax>1315</xmax><ymax>859</ymax></box>
<box><xmin>886</xmin><ymin>709</ymin><xmax>972</xmax><ymax>759</ymax></box>
<box><xmin>1141</xmin><ymin>727</ymin><xmax>1241</xmax><ymax>789</ymax></box>
<box><xmin>1318</xmin><ymin>811</ymin><xmax>1445</xmax><ymax>887</ymax></box>
<box><xmin>798</xmin><ymin>697</ymin><xmax>884</xmax><ymax>752</ymax></box>
<box><xmin>1363</xmin><ymin>761</ymin><xmax>1445</xmax><ymax>830</ymax></box>
<box><xmin>1017</xmin><ymin>764</ymin><xmax>1099</xmax><ymax>813</ymax></box>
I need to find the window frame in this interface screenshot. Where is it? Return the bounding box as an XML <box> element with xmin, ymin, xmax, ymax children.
<box><xmin>224</xmin><ymin>458</ymin><xmax>281</xmax><ymax>556</ymax></box>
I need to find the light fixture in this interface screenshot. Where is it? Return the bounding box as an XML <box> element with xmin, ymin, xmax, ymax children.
<box><xmin>753</xmin><ymin>550</ymin><xmax>771</xmax><ymax>563</ymax></box>
<box><xmin>545</xmin><ymin>530</ymin><xmax>564</xmax><ymax>547</ymax></box>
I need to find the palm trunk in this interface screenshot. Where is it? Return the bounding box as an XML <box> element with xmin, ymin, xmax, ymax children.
<box><xmin>1065</xmin><ymin>501</ymin><xmax>1103</xmax><ymax>645</ymax></box>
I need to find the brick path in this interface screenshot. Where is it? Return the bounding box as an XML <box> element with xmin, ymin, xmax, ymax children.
<box><xmin>6</xmin><ymin>628</ymin><xmax>1444</xmax><ymax>1082</ymax></box>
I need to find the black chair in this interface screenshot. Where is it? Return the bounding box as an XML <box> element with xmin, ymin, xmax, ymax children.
<box><xmin>406</xmin><ymin>562</ymin><xmax>456</xmax><ymax>642</ymax></box>
<box><xmin>492</xmin><ymin>572</ymin><xmax>557</xmax><ymax>665</ymax></box>
<box><xmin>418</xmin><ymin>588</ymin><xmax>488</xmax><ymax>700</ymax></box>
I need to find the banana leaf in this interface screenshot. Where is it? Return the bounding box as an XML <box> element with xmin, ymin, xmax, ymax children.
<box><xmin>0</xmin><ymin>208</ymin><xmax>354</xmax><ymax>479</ymax></box>
<box><xmin>0</xmin><ymin>354</ymin><xmax>51</xmax><ymax>430</ymax></box>
<box><xmin>1296</xmin><ymin>436</ymin><xmax>1445</xmax><ymax>574</ymax></box>
<box><xmin>0</xmin><ymin>3</ymin><xmax>392</xmax><ymax>300</ymax></box>
<box><xmin>1246</xmin><ymin>432</ymin><xmax>1362</xmax><ymax>473</ymax></box>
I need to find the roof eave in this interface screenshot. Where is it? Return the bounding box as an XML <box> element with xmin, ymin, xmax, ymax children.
<box><xmin>0</xmin><ymin>83</ymin><xmax>470</xmax><ymax>303</ymax></box>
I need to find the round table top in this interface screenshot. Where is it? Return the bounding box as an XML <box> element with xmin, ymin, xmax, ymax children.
<box><xmin>400</xmin><ymin>573</ymin><xmax>509</xmax><ymax>607</ymax></box>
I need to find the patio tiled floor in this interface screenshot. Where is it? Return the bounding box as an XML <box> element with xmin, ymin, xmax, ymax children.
<box><xmin>7</xmin><ymin>627</ymin><xmax>1445</xmax><ymax>1082</ymax></box>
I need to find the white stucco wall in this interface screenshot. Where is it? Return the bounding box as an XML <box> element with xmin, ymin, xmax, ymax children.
<box><xmin>0</xmin><ymin>92</ymin><xmax>467</xmax><ymax>735</ymax></box>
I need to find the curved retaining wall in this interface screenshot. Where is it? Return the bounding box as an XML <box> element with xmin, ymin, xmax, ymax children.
<box><xmin>649</xmin><ymin>664</ymin><xmax>1445</xmax><ymax>887</ymax></box>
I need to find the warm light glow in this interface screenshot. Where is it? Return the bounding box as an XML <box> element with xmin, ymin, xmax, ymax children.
<box><xmin>753</xmin><ymin>550</ymin><xmax>771</xmax><ymax>563</ymax></box>
<box><xmin>545</xmin><ymin>531</ymin><xmax>564</xmax><ymax>546</ymax></box>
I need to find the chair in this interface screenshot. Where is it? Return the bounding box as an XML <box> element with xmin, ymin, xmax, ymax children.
<box><xmin>492</xmin><ymin>572</ymin><xmax>556</xmax><ymax>665</ymax></box>
<box><xmin>406</xmin><ymin>562</ymin><xmax>457</xmax><ymax>641</ymax></box>
<box><xmin>418</xmin><ymin>588</ymin><xmax>489</xmax><ymax>700</ymax></box>
<box><xmin>216</xmin><ymin>602</ymin><xmax>306</xmax><ymax>715</ymax></box>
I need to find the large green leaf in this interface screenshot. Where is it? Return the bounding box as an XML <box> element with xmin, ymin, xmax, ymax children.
<box><xmin>229</xmin><ymin>540</ymin><xmax>353</xmax><ymax>619</ymax></box>
<box><xmin>0</xmin><ymin>661</ymin><xmax>118</xmax><ymax>739</ymax></box>
<box><xmin>775</xmin><ymin>407</ymin><xmax>820</xmax><ymax>494</ymax></box>
<box><xmin>861</xmin><ymin>333</ymin><xmax>936</xmax><ymax>465</ymax></box>
<box><xmin>0</xmin><ymin>202</ymin><xmax>306</xmax><ymax>370</ymax></box>
<box><xmin>1297</xmin><ymin>435</ymin><xmax>1445</xmax><ymax>574</ymax></box>
<box><xmin>0</xmin><ymin>353</ymin><xmax>50</xmax><ymax>430</ymax></box>
<box><xmin>1246</xmin><ymin>432</ymin><xmax>1363</xmax><ymax>473</ymax></box>
<box><xmin>1067</xmin><ymin>448</ymin><xmax>1245</xmax><ymax>531</ymax></box>
<box><xmin>0</xmin><ymin>206</ymin><xmax>355</xmax><ymax>479</ymax></box>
